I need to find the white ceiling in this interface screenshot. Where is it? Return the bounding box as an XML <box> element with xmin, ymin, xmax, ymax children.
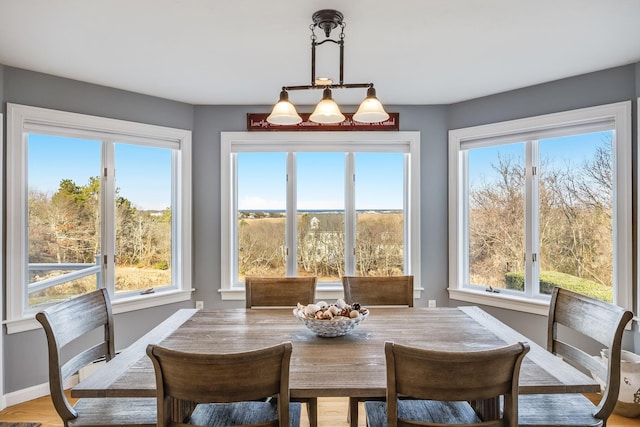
<box><xmin>1</xmin><ymin>0</ymin><xmax>639</xmax><ymax>106</ymax></box>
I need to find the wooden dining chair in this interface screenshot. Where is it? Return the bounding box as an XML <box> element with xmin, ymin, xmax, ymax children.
<box><xmin>146</xmin><ymin>341</ymin><xmax>301</xmax><ymax>427</ymax></box>
<box><xmin>36</xmin><ymin>288</ymin><xmax>156</xmax><ymax>427</ymax></box>
<box><xmin>245</xmin><ymin>276</ymin><xmax>318</xmax><ymax>427</ymax></box>
<box><xmin>518</xmin><ymin>287</ymin><xmax>633</xmax><ymax>427</ymax></box>
<box><xmin>245</xmin><ymin>276</ymin><xmax>317</xmax><ymax>308</ymax></box>
<box><xmin>365</xmin><ymin>341</ymin><xmax>530</xmax><ymax>427</ymax></box>
<box><xmin>341</xmin><ymin>275</ymin><xmax>413</xmax><ymax>426</ymax></box>
<box><xmin>341</xmin><ymin>275</ymin><xmax>413</xmax><ymax>307</ymax></box>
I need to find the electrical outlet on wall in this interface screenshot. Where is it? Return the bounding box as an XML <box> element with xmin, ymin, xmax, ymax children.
<box><xmin>195</xmin><ymin>300</ymin><xmax>204</xmax><ymax>310</ymax></box>
<box><xmin>428</xmin><ymin>300</ymin><xmax>436</xmax><ymax>308</ymax></box>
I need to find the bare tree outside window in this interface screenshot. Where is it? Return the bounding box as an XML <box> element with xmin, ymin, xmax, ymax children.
<box><xmin>466</xmin><ymin>132</ymin><xmax>614</xmax><ymax>302</ymax></box>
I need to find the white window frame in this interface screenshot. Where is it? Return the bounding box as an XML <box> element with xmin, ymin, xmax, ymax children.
<box><xmin>220</xmin><ymin>131</ymin><xmax>421</xmax><ymax>301</ymax></box>
<box><xmin>0</xmin><ymin>112</ymin><xmax>5</xmax><ymax>410</ymax></box>
<box><xmin>637</xmin><ymin>97</ymin><xmax>640</xmax><ymax>321</ymax></box>
<box><xmin>5</xmin><ymin>103</ymin><xmax>193</xmax><ymax>333</ymax></box>
<box><xmin>448</xmin><ymin>101</ymin><xmax>632</xmax><ymax>315</ymax></box>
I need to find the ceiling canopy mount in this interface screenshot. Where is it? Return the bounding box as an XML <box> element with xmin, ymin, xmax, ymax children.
<box><xmin>312</xmin><ymin>9</ymin><xmax>344</xmax><ymax>38</ymax></box>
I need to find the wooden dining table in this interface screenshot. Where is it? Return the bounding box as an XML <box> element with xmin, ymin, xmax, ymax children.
<box><xmin>73</xmin><ymin>306</ymin><xmax>599</xmax><ymax>425</ymax></box>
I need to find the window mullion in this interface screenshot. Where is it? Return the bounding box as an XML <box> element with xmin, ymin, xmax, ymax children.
<box><xmin>102</xmin><ymin>142</ymin><xmax>116</xmax><ymax>295</ymax></box>
<box><xmin>524</xmin><ymin>140</ymin><xmax>539</xmax><ymax>298</ymax></box>
<box><xmin>231</xmin><ymin>153</ymin><xmax>239</xmax><ymax>285</ymax></box>
<box><xmin>461</xmin><ymin>151</ymin><xmax>470</xmax><ymax>285</ymax></box>
<box><xmin>344</xmin><ymin>153</ymin><xmax>356</xmax><ymax>276</ymax></box>
<box><xmin>286</xmin><ymin>152</ymin><xmax>297</xmax><ymax>276</ymax></box>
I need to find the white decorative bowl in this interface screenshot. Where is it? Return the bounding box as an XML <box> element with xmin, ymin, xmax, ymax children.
<box><xmin>293</xmin><ymin>308</ymin><xmax>369</xmax><ymax>337</ymax></box>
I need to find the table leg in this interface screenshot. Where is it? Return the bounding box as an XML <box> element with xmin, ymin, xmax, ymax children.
<box><xmin>471</xmin><ymin>397</ymin><xmax>500</xmax><ymax>420</ymax></box>
<box><xmin>306</xmin><ymin>399</ymin><xmax>318</xmax><ymax>427</ymax></box>
<box><xmin>349</xmin><ymin>397</ymin><xmax>359</xmax><ymax>427</ymax></box>
<box><xmin>171</xmin><ymin>398</ymin><xmax>196</xmax><ymax>422</ymax></box>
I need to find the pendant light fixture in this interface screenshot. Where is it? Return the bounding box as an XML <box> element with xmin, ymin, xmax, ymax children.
<box><xmin>309</xmin><ymin>88</ymin><xmax>345</xmax><ymax>124</ymax></box>
<box><xmin>267</xmin><ymin>9</ymin><xmax>389</xmax><ymax>126</ymax></box>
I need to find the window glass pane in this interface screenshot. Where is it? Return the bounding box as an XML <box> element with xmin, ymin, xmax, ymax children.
<box><xmin>538</xmin><ymin>131</ymin><xmax>613</xmax><ymax>302</ymax></box>
<box><xmin>297</xmin><ymin>153</ymin><xmax>345</xmax><ymax>282</ymax></box>
<box><xmin>237</xmin><ymin>153</ymin><xmax>287</xmax><ymax>281</ymax></box>
<box><xmin>466</xmin><ymin>143</ymin><xmax>525</xmax><ymax>291</ymax></box>
<box><xmin>114</xmin><ymin>144</ymin><xmax>174</xmax><ymax>294</ymax></box>
<box><xmin>355</xmin><ymin>152</ymin><xmax>404</xmax><ymax>276</ymax></box>
<box><xmin>27</xmin><ymin>134</ymin><xmax>102</xmax><ymax>308</ymax></box>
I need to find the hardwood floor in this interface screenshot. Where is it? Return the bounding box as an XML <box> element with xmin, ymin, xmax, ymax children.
<box><xmin>0</xmin><ymin>394</ymin><xmax>365</xmax><ymax>427</ymax></box>
<box><xmin>1</xmin><ymin>393</ymin><xmax>639</xmax><ymax>426</ymax></box>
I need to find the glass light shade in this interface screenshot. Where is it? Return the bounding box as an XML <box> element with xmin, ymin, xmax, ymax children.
<box><xmin>267</xmin><ymin>91</ymin><xmax>302</xmax><ymax>125</ymax></box>
<box><xmin>353</xmin><ymin>87</ymin><xmax>389</xmax><ymax>123</ymax></box>
<box><xmin>309</xmin><ymin>88</ymin><xmax>345</xmax><ymax>124</ymax></box>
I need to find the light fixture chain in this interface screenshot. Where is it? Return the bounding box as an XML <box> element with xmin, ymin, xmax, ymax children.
<box><xmin>309</xmin><ymin>24</ymin><xmax>317</xmax><ymax>42</ymax></box>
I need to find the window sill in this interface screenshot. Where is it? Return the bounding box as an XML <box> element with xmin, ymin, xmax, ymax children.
<box><xmin>220</xmin><ymin>286</ymin><xmax>424</xmax><ymax>302</ymax></box>
<box><xmin>447</xmin><ymin>288</ymin><xmax>549</xmax><ymax>316</ymax></box>
<box><xmin>3</xmin><ymin>289</ymin><xmax>192</xmax><ymax>334</ymax></box>
<box><xmin>220</xmin><ymin>286</ymin><xmax>347</xmax><ymax>302</ymax></box>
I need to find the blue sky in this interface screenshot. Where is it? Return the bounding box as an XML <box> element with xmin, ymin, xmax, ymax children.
<box><xmin>29</xmin><ymin>135</ymin><xmax>403</xmax><ymax>212</ymax></box>
<box><xmin>28</xmin><ymin>131</ymin><xmax>609</xmax><ymax>212</ymax></box>
<box><xmin>468</xmin><ymin>130</ymin><xmax>612</xmax><ymax>184</ymax></box>
<box><xmin>28</xmin><ymin>134</ymin><xmax>172</xmax><ymax>211</ymax></box>
<box><xmin>237</xmin><ymin>152</ymin><xmax>404</xmax><ymax>211</ymax></box>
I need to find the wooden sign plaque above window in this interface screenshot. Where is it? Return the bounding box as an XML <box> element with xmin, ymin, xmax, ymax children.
<box><xmin>246</xmin><ymin>112</ymin><xmax>399</xmax><ymax>131</ymax></box>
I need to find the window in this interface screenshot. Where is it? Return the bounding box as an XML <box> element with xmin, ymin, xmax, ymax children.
<box><xmin>448</xmin><ymin>102</ymin><xmax>632</xmax><ymax>315</ymax></box>
<box><xmin>221</xmin><ymin>132</ymin><xmax>421</xmax><ymax>300</ymax></box>
<box><xmin>7</xmin><ymin>104</ymin><xmax>192</xmax><ymax>333</ymax></box>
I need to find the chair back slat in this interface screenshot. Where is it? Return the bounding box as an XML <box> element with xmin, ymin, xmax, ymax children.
<box><xmin>386</xmin><ymin>341</ymin><xmax>529</xmax><ymax>427</ymax></box>
<box><xmin>36</xmin><ymin>288</ymin><xmax>116</xmax><ymax>423</ymax></box>
<box><xmin>61</xmin><ymin>343</ymin><xmax>109</xmax><ymax>381</ymax></box>
<box><xmin>552</xmin><ymin>341</ymin><xmax>607</xmax><ymax>381</ymax></box>
<box><xmin>342</xmin><ymin>276</ymin><xmax>413</xmax><ymax>306</ymax></box>
<box><xmin>147</xmin><ymin>342</ymin><xmax>294</xmax><ymax>427</ymax></box>
<box><xmin>245</xmin><ymin>277</ymin><xmax>317</xmax><ymax>308</ymax></box>
<box><xmin>41</xmin><ymin>289</ymin><xmax>112</xmax><ymax>348</ymax></box>
<box><xmin>547</xmin><ymin>287</ymin><xmax>633</xmax><ymax>420</ymax></box>
<box><xmin>390</xmin><ymin>342</ymin><xmax>528</xmax><ymax>402</ymax></box>
<box><xmin>551</xmin><ymin>288</ymin><xmax>626</xmax><ymax>347</ymax></box>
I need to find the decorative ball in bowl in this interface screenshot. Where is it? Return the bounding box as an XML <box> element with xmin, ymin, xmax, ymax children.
<box><xmin>293</xmin><ymin>299</ymin><xmax>369</xmax><ymax>338</ymax></box>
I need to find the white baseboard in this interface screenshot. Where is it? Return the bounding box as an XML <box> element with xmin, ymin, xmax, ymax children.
<box><xmin>3</xmin><ymin>375</ymin><xmax>79</xmax><ymax>408</ymax></box>
<box><xmin>4</xmin><ymin>382</ymin><xmax>49</xmax><ymax>407</ymax></box>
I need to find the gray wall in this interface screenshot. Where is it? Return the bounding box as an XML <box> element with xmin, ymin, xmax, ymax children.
<box><xmin>0</xmin><ymin>67</ymin><xmax>193</xmax><ymax>129</ymax></box>
<box><xmin>447</xmin><ymin>65</ymin><xmax>637</xmax><ymax>129</ymax></box>
<box><xmin>2</xmin><ymin>63</ymin><xmax>639</xmax><ymax>394</ymax></box>
<box><xmin>636</xmin><ymin>63</ymin><xmax>640</xmax><ymax>98</ymax></box>
<box><xmin>0</xmin><ymin>66</ymin><xmax>4</xmax><ymax>103</ymax></box>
